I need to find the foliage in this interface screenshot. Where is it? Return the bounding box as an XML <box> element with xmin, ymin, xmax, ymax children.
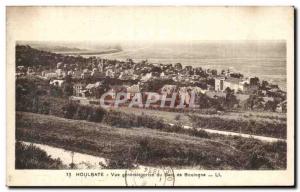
<box><xmin>189</xmin><ymin>115</ymin><xmax>286</xmax><ymax>139</ymax></box>
<box><xmin>244</xmin><ymin>95</ymin><xmax>264</xmax><ymax>110</ymax></box>
<box><xmin>62</xmin><ymin>102</ymin><xmax>106</xmax><ymax>122</ymax></box>
<box><xmin>15</xmin><ymin>141</ymin><xmax>64</xmax><ymax>169</ymax></box>
<box><xmin>224</xmin><ymin>87</ymin><xmax>239</xmax><ymax>109</ymax></box>
<box><xmin>16</xmin><ymin>112</ymin><xmax>287</xmax><ymax>170</ymax></box>
<box><xmin>264</xmin><ymin>100</ymin><xmax>279</xmax><ymax>112</ymax></box>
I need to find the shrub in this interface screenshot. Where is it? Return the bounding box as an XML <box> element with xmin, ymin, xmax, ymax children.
<box><xmin>62</xmin><ymin>102</ymin><xmax>78</xmax><ymax>119</ymax></box>
<box><xmin>15</xmin><ymin>141</ymin><xmax>64</xmax><ymax>169</ymax></box>
<box><xmin>189</xmin><ymin>115</ymin><xmax>286</xmax><ymax>139</ymax></box>
<box><xmin>102</xmin><ymin>150</ymin><xmax>136</xmax><ymax>169</ymax></box>
<box><xmin>175</xmin><ymin>114</ymin><xmax>181</xmax><ymax>121</ymax></box>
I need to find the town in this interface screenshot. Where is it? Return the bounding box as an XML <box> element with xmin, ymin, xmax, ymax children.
<box><xmin>16</xmin><ymin>45</ymin><xmax>286</xmax><ymax>112</ymax></box>
<box><xmin>15</xmin><ymin>44</ymin><xmax>288</xmax><ymax>171</ymax></box>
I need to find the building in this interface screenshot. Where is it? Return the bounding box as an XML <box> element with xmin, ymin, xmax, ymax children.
<box><xmin>119</xmin><ymin>70</ymin><xmax>134</xmax><ymax>80</ymax></box>
<box><xmin>73</xmin><ymin>83</ymin><xmax>87</xmax><ymax>97</ymax></box>
<box><xmin>215</xmin><ymin>76</ymin><xmax>247</xmax><ymax>93</ymax></box>
<box><xmin>50</xmin><ymin>79</ymin><xmax>65</xmax><ymax>87</ymax></box>
<box><xmin>160</xmin><ymin>85</ymin><xmax>177</xmax><ymax>95</ymax></box>
<box><xmin>141</xmin><ymin>72</ymin><xmax>153</xmax><ymax>82</ymax></box>
<box><xmin>55</xmin><ymin>69</ymin><xmax>64</xmax><ymax>78</ymax></box>
<box><xmin>105</xmin><ymin>69</ymin><xmax>115</xmax><ymax>78</ymax></box>
<box><xmin>127</xmin><ymin>84</ymin><xmax>141</xmax><ymax>100</ymax></box>
<box><xmin>215</xmin><ymin>77</ymin><xmax>225</xmax><ymax>91</ymax></box>
<box><xmin>27</xmin><ymin>67</ymin><xmax>35</xmax><ymax>75</ymax></box>
<box><xmin>81</xmin><ymin>69</ymin><xmax>91</xmax><ymax>79</ymax></box>
<box><xmin>85</xmin><ymin>82</ymin><xmax>104</xmax><ymax>98</ymax></box>
<box><xmin>72</xmin><ymin>70</ymin><xmax>82</xmax><ymax>79</ymax></box>
<box><xmin>276</xmin><ymin>100</ymin><xmax>287</xmax><ymax>113</ymax></box>
<box><xmin>45</xmin><ymin>72</ymin><xmax>58</xmax><ymax>79</ymax></box>
<box><xmin>91</xmin><ymin>68</ymin><xmax>105</xmax><ymax>79</ymax></box>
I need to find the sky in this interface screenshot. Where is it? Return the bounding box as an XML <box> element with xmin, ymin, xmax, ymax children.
<box><xmin>7</xmin><ymin>6</ymin><xmax>294</xmax><ymax>42</ymax></box>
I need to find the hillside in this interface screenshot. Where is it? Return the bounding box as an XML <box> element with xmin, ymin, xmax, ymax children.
<box><xmin>16</xmin><ymin>112</ymin><xmax>286</xmax><ymax>169</ymax></box>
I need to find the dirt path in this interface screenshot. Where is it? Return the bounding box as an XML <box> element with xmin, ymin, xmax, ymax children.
<box><xmin>179</xmin><ymin>124</ymin><xmax>286</xmax><ymax>143</ymax></box>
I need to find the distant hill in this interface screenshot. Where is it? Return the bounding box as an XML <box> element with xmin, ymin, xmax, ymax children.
<box><xmin>17</xmin><ymin>41</ymin><xmax>123</xmax><ymax>55</ymax></box>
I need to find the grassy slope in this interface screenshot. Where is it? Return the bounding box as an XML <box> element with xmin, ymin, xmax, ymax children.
<box><xmin>116</xmin><ymin>107</ymin><xmax>287</xmax><ymax>138</ymax></box>
<box><xmin>16</xmin><ymin>141</ymin><xmax>66</xmax><ymax>169</ymax></box>
<box><xmin>16</xmin><ymin>112</ymin><xmax>250</xmax><ymax>170</ymax></box>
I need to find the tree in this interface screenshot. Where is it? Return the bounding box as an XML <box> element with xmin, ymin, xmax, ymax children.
<box><xmin>264</xmin><ymin>100</ymin><xmax>279</xmax><ymax>112</ymax></box>
<box><xmin>62</xmin><ymin>102</ymin><xmax>78</xmax><ymax>119</ymax></box>
<box><xmin>250</xmin><ymin>77</ymin><xmax>260</xmax><ymax>86</ymax></box>
<box><xmin>224</xmin><ymin>87</ymin><xmax>238</xmax><ymax>109</ymax></box>
<box><xmin>195</xmin><ymin>93</ymin><xmax>212</xmax><ymax>109</ymax></box>
<box><xmin>230</xmin><ymin>73</ymin><xmax>243</xmax><ymax>79</ymax></box>
<box><xmin>62</xmin><ymin>75</ymin><xmax>74</xmax><ymax>97</ymax></box>
<box><xmin>261</xmin><ymin>80</ymin><xmax>269</xmax><ymax>90</ymax></box>
<box><xmin>245</xmin><ymin>95</ymin><xmax>264</xmax><ymax>110</ymax></box>
<box><xmin>174</xmin><ymin>63</ymin><xmax>182</xmax><ymax>70</ymax></box>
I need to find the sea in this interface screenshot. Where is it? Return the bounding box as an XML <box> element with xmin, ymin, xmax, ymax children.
<box><xmin>79</xmin><ymin>41</ymin><xmax>287</xmax><ymax>91</ymax></box>
<box><xmin>28</xmin><ymin>40</ymin><xmax>287</xmax><ymax>91</ymax></box>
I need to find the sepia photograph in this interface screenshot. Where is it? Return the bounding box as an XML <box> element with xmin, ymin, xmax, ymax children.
<box><xmin>6</xmin><ymin>6</ymin><xmax>294</xmax><ymax>187</ymax></box>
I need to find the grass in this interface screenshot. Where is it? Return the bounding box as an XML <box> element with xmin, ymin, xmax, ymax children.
<box><xmin>16</xmin><ymin>112</ymin><xmax>286</xmax><ymax>170</ymax></box>
<box><xmin>189</xmin><ymin>114</ymin><xmax>286</xmax><ymax>139</ymax></box>
<box><xmin>15</xmin><ymin>141</ymin><xmax>65</xmax><ymax>169</ymax></box>
<box><xmin>116</xmin><ymin>107</ymin><xmax>287</xmax><ymax>139</ymax></box>
<box><xmin>18</xmin><ymin>92</ymin><xmax>287</xmax><ymax>139</ymax></box>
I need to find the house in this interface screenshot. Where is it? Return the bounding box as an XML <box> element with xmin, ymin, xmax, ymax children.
<box><xmin>141</xmin><ymin>72</ymin><xmax>153</xmax><ymax>82</ymax></box>
<box><xmin>27</xmin><ymin>67</ymin><xmax>35</xmax><ymax>75</ymax></box>
<box><xmin>67</xmin><ymin>71</ymin><xmax>73</xmax><ymax>76</ymax></box>
<box><xmin>214</xmin><ymin>76</ymin><xmax>225</xmax><ymax>91</ymax></box>
<box><xmin>45</xmin><ymin>72</ymin><xmax>58</xmax><ymax>79</ymax></box>
<box><xmin>215</xmin><ymin>76</ymin><xmax>247</xmax><ymax>93</ymax></box>
<box><xmin>276</xmin><ymin>100</ymin><xmax>287</xmax><ymax>113</ymax></box>
<box><xmin>127</xmin><ymin>84</ymin><xmax>141</xmax><ymax>100</ymax></box>
<box><xmin>91</xmin><ymin>68</ymin><xmax>105</xmax><ymax>79</ymax></box>
<box><xmin>160</xmin><ymin>85</ymin><xmax>177</xmax><ymax>95</ymax></box>
<box><xmin>119</xmin><ymin>70</ymin><xmax>134</xmax><ymax>80</ymax></box>
<box><xmin>105</xmin><ymin>69</ymin><xmax>115</xmax><ymax>78</ymax></box>
<box><xmin>190</xmin><ymin>86</ymin><xmax>207</xmax><ymax>94</ymax></box>
<box><xmin>85</xmin><ymin>82</ymin><xmax>104</xmax><ymax>98</ymax></box>
<box><xmin>72</xmin><ymin>70</ymin><xmax>82</xmax><ymax>79</ymax></box>
<box><xmin>73</xmin><ymin>83</ymin><xmax>86</xmax><ymax>97</ymax></box>
<box><xmin>98</xmin><ymin>62</ymin><xmax>104</xmax><ymax>72</ymax></box>
<box><xmin>50</xmin><ymin>79</ymin><xmax>65</xmax><ymax>87</ymax></box>
<box><xmin>57</xmin><ymin>62</ymin><xmax>63</xmax><ymax>69</ymax></box>
<box><xmin>81</xmin><ymin>69</ymin><xmax>91</xmax><ymax>79</ymax></box>
<box><xmin>17</xmin><ymin>66</ymin><xmax>25</xmax><ymax>72</ymax></box>
<box><xmin>223</xmin><ymin>77</ymin><xmax>246</xmax><ymax>93</ymax></box>
<box><xmin>55</xmin><ymin>69</ymin><xmax>64</xmax><ymax>77</ymax></box>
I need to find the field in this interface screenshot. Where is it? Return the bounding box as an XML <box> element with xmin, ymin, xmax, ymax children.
<box><xmin>115</xmin><ymin>107</ymin><xmax>287</xmax><ymax>139</ymax></box>
<box><xmin>16</xmin><ymin>112</ymin><xmax>286</xmax><ymax>170</ymax></box>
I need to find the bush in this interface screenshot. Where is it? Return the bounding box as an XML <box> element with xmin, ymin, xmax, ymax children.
<box><xmin>101</xmin><ymin>150</ymin><xmax>136</xmax><ymax>169</ymax></box>
<box><xmin>62</xmin><ymin>102</ymin><xmax>78</xmax><ymax>119</ymax></box>
<box><xmin>189</xmin><ymin>115</ymin><xmax>286</xmax><ymax>139</ymax></box>
<box><xmin>62</xmin><ymin>103</ymin><xmax>106</xmax><ymax>122</ymax></box>
<box><xmin>175</xmin><ymin>114</ymin><xmax>181</xmax><ymax>121</ymax></box>
<box><xmin>233</xmin><ymin>137</ymin><xmax>287</xmax><ymax>169</ymax></box>
<box><xmin>15</xmin><ymin>141</ymin><xmax>64</xmax><ymax>169</ymax></box>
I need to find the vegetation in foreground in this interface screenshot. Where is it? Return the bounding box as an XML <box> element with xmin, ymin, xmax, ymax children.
<box><xmin>16</xmin><ymin>76</ymin><xmax>287</xmax><ymax>139</ymax></box>
<box><xmin>16</xmin><ymin>112</ymin><xmax>286</xmax><ymax>170</ymax></box>
<box><xmin>15</xmin><ymin>141</ymin><xmax>65</xmax><ymax>169</ymax></box>
<box><xmin>189</xmin><ymin>114</ymin><xmax>286</xmax><ymax>139</ymax></box>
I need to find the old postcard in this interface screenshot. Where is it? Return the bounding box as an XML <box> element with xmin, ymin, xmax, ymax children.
<box><xmin>6</xmin><ymin>6</ymin><xmax>294</xmax><ymax>187</ymax></box>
